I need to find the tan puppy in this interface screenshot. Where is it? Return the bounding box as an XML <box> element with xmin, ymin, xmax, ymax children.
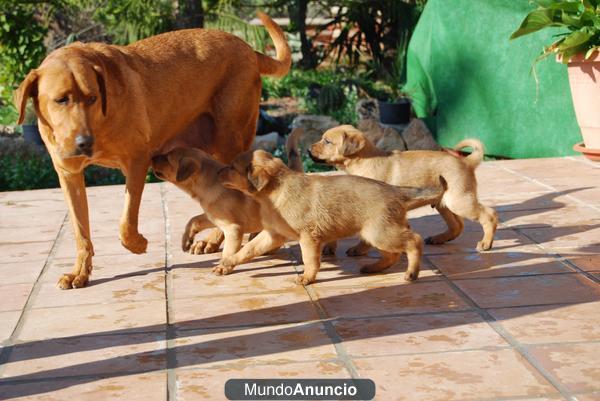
<box><xmin>14</xmin><ymin>13</ymin><xmax>291</xmax><ymax>289</ymax></box>
<box><xmin>151</xmin><ymin>128</ymin><xmax>304</xmax><ymax>260</ymax></box>
<box><xmin>216</xmin><ymin>150</ymin><xmax>446</xmax><ymax>284</ymax></box>
<box><xmin>152</xmin><ymin>148</ymin><xmax>263</xmax><ymax>259</ymax></box>
<box><xmin>309</xmin><ymin>125</ymin><xmax>498</xmax><ymax>252</ymax></box>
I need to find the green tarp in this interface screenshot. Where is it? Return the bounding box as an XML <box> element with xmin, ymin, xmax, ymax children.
<box><xmin>405</xmin><ymin>0</ymin><xmax>581</xmax><ymax>159</ymax></box>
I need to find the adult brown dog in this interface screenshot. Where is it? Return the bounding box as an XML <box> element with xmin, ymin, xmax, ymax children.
<box><xmin>309</xmin><ymin>125</ymin><xmax>497</xmax><ymax>252</ymax></box>
<box><xmin>14</xmin><ymin>13</ymin><xmax>291</xmax><ymax>289</ymax></box>
<box><xmin>217</xmin><ymin>150</ymin><xmax>446</xmax><ymax>284</ymax></box>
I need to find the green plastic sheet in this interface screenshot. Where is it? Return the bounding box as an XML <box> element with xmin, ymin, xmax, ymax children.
<box><xmin>405</xmin><ymin>0</ymin><xmax>582</xmax><ymax>159</ymax></box>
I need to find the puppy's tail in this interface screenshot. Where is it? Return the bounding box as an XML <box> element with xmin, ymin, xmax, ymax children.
<box><xmin>255</xmin><ymin>12</ymin><xmax>292</xmax><ymax>78</ymax></box>
<box><xmin>286</xmin><ymin>127</ymin><xmax>304</xmax><ymax>172</ymax></box>
<box><xmin>402</xmin><ymin>176</ymin><xmax>447</xmax><ymax>211</ymax></box>
<box><xmin>454</xmin><ymin>139</ymin><xmax>484</xmax><ymax>169</ymax></box>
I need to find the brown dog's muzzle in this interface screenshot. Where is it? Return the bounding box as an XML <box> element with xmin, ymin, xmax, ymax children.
<box><xmin>74</xmin><ymin>134</ymin><xmax>94</xmax><ymax>157</ymax></box>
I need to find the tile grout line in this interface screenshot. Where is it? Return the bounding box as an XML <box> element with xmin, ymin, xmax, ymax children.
<box><xmin>426</xmin><ymin>255</ymin><xmax>579</xmax><ymax>401</ymax></box>
<box><xmin>0</xmin><ymin>210</ymin><xmax>68</xmax><ymax>374</ymax></box>
<box><xmin>160</xmin><ymin>184</ymin><xmax>177</xmax><ymax>401</ymax></box>
<box><xmin>285</xmin><ymin>247</ymin><xmax>363</xmax><ymax>383</ymax></box>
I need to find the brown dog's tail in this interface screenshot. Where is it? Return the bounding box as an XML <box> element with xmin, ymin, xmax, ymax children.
<box><xmin>255</xmin><ymin>12</ymin><xmax>291</xmax><ymax>78</ymax></box>
<box><xmin>286</xmin><ymin>127</ymin><xmax>304</xmax><ymax>172</ymax></box>
<box><xmin>454</xmin><ymin>138</ymin><xmax>485</xmax><ymax>169</ymax></box>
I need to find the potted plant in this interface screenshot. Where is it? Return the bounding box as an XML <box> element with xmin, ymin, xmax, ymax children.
<box><xmin>376</xmin><ymin>32</ymin><xmax>412</xmax><ymax>125</ymax></box>
<box><xmin>20</xmin><ymin>103</ymin><xmax>43</xmax><ymax>147</ymax></box>
<box><xmin>511</xmin><ymin>0</ymin><xmax>600</xmax><ymax>161</ymax></box>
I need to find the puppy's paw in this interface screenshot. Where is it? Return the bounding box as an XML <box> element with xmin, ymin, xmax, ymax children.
<box><xmin>203</xmin><ymin>241</ymin><xmax>221</xmax><ymax>254</ymax></box>
<box><xmin>188</xmin><ymin>240</ymin><xmax>221</xmax><ymax>255</ymax></box>
<box><xmin>322</xmin><ymin>243</ymin><xmax>337</xmax><ymax>256</ymax></box>
<box><xmin>57</xmin><ymin>273</ymin><xmax>89</xmax><ymax>289</ymax></box>
<box><xmin>121</xmin><ymin>232</ymin><xmax>148</xmax><ymax>254</ymax></box>
<box><xmin>404</xmin><ymin>270</ymin><xmax>419</xmax><ymax>282</ymax></box>
<box><xmin>181</xmin><ymin>234</ymin><xmax>193</xmax><ymax>252</ymax></box>
<box><xmin>425</xmin><ymin>236</ymin><xmax>445</xmax><ymax>245</ymax></box>
<box><xmin>346</xmin><ymin>245</ymin><xmax>368</xmax><ymax>257</ymax></box>
<box><xmin>212</xmin><ymin>264</ymin><xmax>234</xmax><ymax>275</ymax></box>
<box><xmin>476</xmin><ymin>240</ymin><xmax>492</xmax><ymax>252</ymax></box>
<box><xmin>295</xmin><ymin>274</ymin><xmax>315</xmax><ymax>286</ymax></box>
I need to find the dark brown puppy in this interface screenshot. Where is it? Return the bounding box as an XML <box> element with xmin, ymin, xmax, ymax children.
<box><xmin>14</xmin><ymin>13</ymin><xmax>291</xmax><ymax>289</ymax></box>
<box><xmin>217</xmin><ymin>150</ymin><xmax>446</xmax><ymax>285</ymax></box>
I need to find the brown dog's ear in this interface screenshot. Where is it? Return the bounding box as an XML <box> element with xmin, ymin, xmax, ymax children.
<box><xmin>14</xmin><ymin>70</ymin><xmax>38</xmax><ymax>125</ymax></box>
<box><xmin>341</xmin><ymin>129</ymin><xmax>366</xmax><ymax>156</ymax></box>
<box><xmin>92</xmin><ymin>65</ymin><xmax>107</xmax><ymax>116</ymax></box>
<box><xmin>176</xmin><ymin>158</ymin><xmax>199</xmax><ymax>182</ymax></box>
<box><xmin>247</xmin><ymin>164</ymin><xmax>271</xmax><ymax>192</ymax></box>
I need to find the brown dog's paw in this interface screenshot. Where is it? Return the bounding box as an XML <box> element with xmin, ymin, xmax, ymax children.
<box><xmin>476</xmin><ymin>240</ymin><xmax>492</xmax><ymax>252</ymax></box>
<box><xmin>57</xmin><ymin>273</ymin><xmax>89</xmax><ymax>289</ymax></box>
<box><xmin>295</xmin><ymin>274</ymin><xmax>315</xmax><ymax>286</ymax></box>
<box><xmin>404</xmin><ymin>270</ymin><xmax>419</xmax><ymax>282</ymax></box>
<box><xmin>121</xmin><ymin>232</ymin><xmax>148</xmax><ymax>254</ymax></box>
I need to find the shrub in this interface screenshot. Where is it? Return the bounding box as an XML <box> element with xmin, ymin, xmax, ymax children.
<box><xmin>0</xmin><ymin>137</ymin><xmax>159</xmax><ymax>191</ymax></box>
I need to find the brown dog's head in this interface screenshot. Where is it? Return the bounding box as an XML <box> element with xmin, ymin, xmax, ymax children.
<box><xmin>151</xmin><ymin>148</ymin><xmax>203</xmax><ymax>184</ymax></box>
<box><xmin>218</xmin><ymin>150</ymin><xmax>287</xmax><ymax>195</ymax></box>
<box><xmin>309</xmin><ymin>125</ymin><xmax>367</xmax><ymax>165</ymax></box>
<box><xmin>14</xmin><ymin>44</ymin><xmax>117</xmax><ymax>159</ymax></box>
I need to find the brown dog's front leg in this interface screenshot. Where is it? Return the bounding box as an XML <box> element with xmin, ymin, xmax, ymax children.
<box><xmin>55</xmin><ymin>168</ymin><xmax>94</xmax><ymax>289</ymax></box>
<box><xmin>120</xmin><ymin>158</ymin><xmax>150</xmax><ymax>254</ymax></box>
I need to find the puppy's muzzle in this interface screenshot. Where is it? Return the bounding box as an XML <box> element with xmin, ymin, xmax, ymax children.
<box><xmin>307</xmin><ymin>149</ymin><xmax>326</xmax><ymax>164</ymax></box>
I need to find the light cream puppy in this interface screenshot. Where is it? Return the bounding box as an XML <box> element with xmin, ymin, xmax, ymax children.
<box><xmin>309</xmin><ymin>125</ymin><xmax>497</xmax><ymax>252</ymax></box>
<box><xmin>217</xmin><ymin>150</ymin><xmax>446</xmax><ymax>285</ymax></box>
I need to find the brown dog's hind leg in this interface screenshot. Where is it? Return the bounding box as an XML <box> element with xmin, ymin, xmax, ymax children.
<box><xmin>296</xmin><ymin>235</ymin><xmax>322</xmax><ymax>286</ymax></box>
<box><xmin>360</xmin><ymin>250</ymin><xmax>400</xmax><ymax>274</ymax></box>
<box><xmin>366</xmin><ymin>227</ymin><xmax>423</xmax><ymax>282</ymax></box>
<box><xmin>120</xmin><ymin>158</ymin><xmax>150</xmax><ymax>254</ymax></box>
<box><xmin>346</xmin><ymin>239</ymin><xmax>371</xmax><ymax>256</ymax></box>
<box><xmin>425</xmin><ymin>205</ymin><xmax>464</xmax><ymax>245</ymax></box>
<box><xmin>55</xmin><ymin>169</ymin><xmax>94</xmax><ymax>289</ymax></box>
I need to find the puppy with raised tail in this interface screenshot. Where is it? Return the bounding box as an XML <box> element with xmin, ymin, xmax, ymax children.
<box><xmin>217</xmin><ymin>150</ymin><xmax>446</xmax><ymax>284</ymax></box>
<box><xmin>309</xmin><ymin>125</ymin><xmax>498</xmax><ymax>252</ymax></box>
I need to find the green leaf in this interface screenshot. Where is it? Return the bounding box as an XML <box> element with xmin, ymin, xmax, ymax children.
<box><xmin>510</xmin><ymin>9</ymin><xmax>557</xmax><ymax>39</ymax></box>
<box><xmin>585</xmin><ymin>45</ymin><xmax>599</xmax><ymax>58</ymax></box>
<box><xmin>558</xmin><ymin>30</ymin><xmax>593</xmax><ymax>51</ymax></box>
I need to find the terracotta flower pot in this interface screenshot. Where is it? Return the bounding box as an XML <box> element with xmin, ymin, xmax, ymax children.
<box><xmin>561</xmin><ymin>53</ymin><xmax>600</xmax><ymax>159</ymax></box>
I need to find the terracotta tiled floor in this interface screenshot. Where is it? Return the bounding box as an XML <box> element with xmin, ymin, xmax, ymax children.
<box><xmin>0</xmin><ymin>156</ymin><xmax>599</xmax><ymax>401</ymax></box>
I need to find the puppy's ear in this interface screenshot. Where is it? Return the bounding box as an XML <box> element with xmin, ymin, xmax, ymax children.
<box><xmin>341</xmin><ymin>128</ymin><xmax>366</xmax><ymax>156</ymax></box>
<box><xmin>14</xmin><ymin>70</ymin><xmax>38</xmax><ymax>125</ymax></box>
<box><xmin>246</xmin><ymin>165</ymin><xmax>270</xmax><ymax>192</ymax></box>
<box><xmin>176</xmin><ymin>158</ymin><xmax>199</xmax><ymax>182</ymax></box>
<box><xmin>92</xmin><ymin>65</ymin><xmax>107</xmax><ymax>116</ymax></box>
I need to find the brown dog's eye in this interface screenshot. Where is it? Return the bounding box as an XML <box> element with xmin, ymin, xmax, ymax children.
<box><xmin>85</xmin><ymin>96</ymin><xmax>97</xmax><ymax>105</ymax></box>
<box><xmin>55</xmin><ymin>96</ymin><xmax>69</xmax><ymax>105</ymax></box>
<box><xmin>324</xmin><ymin>139</ymin><xmax>332</xmax><ymax>145</ymax></box>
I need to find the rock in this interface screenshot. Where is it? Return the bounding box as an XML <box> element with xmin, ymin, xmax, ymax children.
<box><xmin>401</xmin><ymin>118</ymin><xmax>441</xmax><ymax>151</ymax></box>
<box><xmin>251</xmin><ymin>131</ymin><xmax>282</xmax><ymax>152</ymax></box>
<box><xmin>290</xmin><ymin>114</ymin><xmax>339</xmax><ymax>150</ymax></box>
<box><xmin>357</xmin><ymin>119</ymin><xmax>407</xmax><ymax>152</ymax></box>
